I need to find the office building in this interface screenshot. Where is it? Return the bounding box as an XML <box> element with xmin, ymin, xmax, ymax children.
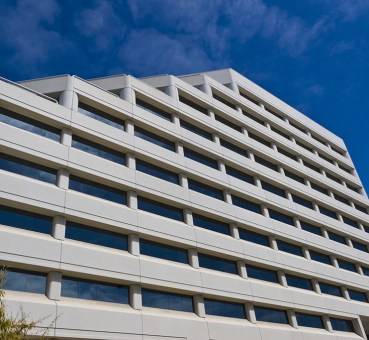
<box><xmin>1</xmin><ymin>68</ymin><xmax>369</xmax><ymax>339</ymax></box>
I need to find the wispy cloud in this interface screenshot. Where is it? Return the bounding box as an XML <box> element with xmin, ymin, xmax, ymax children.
<box><xmin>0</xmin><ymin>0</ymin><xmax>63</xmax><ymax>71</ymax></box>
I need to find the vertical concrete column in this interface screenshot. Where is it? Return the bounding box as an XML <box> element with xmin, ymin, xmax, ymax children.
<box><xmin>125</xmin><ymin>120</ymin><xmax>134</xmax><ymax>135</ymax></box>
<box><xmin>52</xmin><ymin>216</ymin><xmax>66</xmax><ymax>240</ymax></box>
<box><xmin>179</xmin><ymin>172</ymin><xmax>188</xmax><ymax>189</ymax></box>
<box><xmin>321</xmin><ymin>227</ymin><xmax>329</xmax><ymax>239</ymax></box>
<box><xmin>320</xmin><ymin>168</ymin><xmax>326</xmax><ymax>177</ymax></box>
<box><xmin>341</xmin><ymin>287</ymin><xmax>350</xmax><ymax>300</ymax></box>
<box><xmin>193</xmin><ymin>295</ymin><xmax>206</xmax><ymax>318</ymax></box>
<box><xmin>119</xmin><ymin>76</ymin><xmax>136</xmax><ymax>105</ymax></box>
<box><xmin>128</xmin><ymin>234</ymin><xmax>140</xmax><ymax>256</ymax></box>
<box><xmin>289</xmin><ymin>136</ymin><xmax>296</xmax><ymax>143</ymax></box>
<box><xmin>356</xmin><ymin>264</ymin><xmax>364</xmax><ymax>275</ymax></box>
<box><xmin>278</xmin><ymin>166</ymin><xmax>285</xmax><ymax>176</ymax></box>
<box><xmin>294</xmin><ymin>217</ymin><xmax>302</xmax><ymax>229</ymax></box>
<box><xmin>297</xmin><ymin>156</ymin><xmax>304</xmax><ymax>165</ymax></box>
<box><xmin>130</xmin><ymin>285</ymin><xmax>142</xmax><ymax>310</ymax></box>
<box><xmin>237</xmin><ymin>261</ymin><xmax>247</xmax><ymax>279</ymax></box>
<box><xmin>312</xmin><ymin>279</ymin><xmax>321</xmax><ymax>294</ymax></box>
<box><xmin>302</xmin><ymin>247</ymin><xmax>311</xmax><ymax>260</ymax></box>
<box><xmin>164</xmin><ymin>76</ymin><xmax>179</xmax><ymax>101</ymax></box>
<box><xmin>305</xmin><ymin>179</ymin><xmax>311</xmax><ymax>188</ymax></box>
<box><xmin>259</xmin><ymin>103</ymin><xmax>265</xmax><ymax>110</ymax></box>
<box><xmin>312</xmin><ymin>202</ymin><xmax>320</xmax><ymax>213</ymax></box>
<box><xmin>269</xmin><ymin>236</ymin><xmax>278</xmax><ymax>250</ymax></box>
<box><xmin>331</xmin><ymin>256</ymin><xmax>339</xmax><ymax>268</ymax></box>
<box><xmin>207</xmin><ymin>109</ymin><xmax>215</xmax><ymax>120</ymax></box>
<box><xmin>199</xmin><ymin>79</ymin><xmax>212</xmax><ymax>96</ymax></box>
<box><xmin>176</xmin><ymin>141</ymin><xmax>184</xmax><ymax>155</ymax></box>
<box><xmin>46</xmin><ymin>271</ymin><xmax>62</xmax><ymax>301</ymax></box>
<box><xmin>286</xmin><ymin>190</ymin><xmax>293</xmax><ymax>202</ymax></box>
<box><xmin>59</xmin><ymin>76</ymin><xmax>78</xmax><ymax>111</ymax></box>
<box><xmin>245</xmin><ymin>303</ymin><xmax>257</xmax><ymax>324</ymax></box>
<box><xmin>287</xmin><ymin>310</ymin><xmax>298</xmax><ymax>329</ymax></box>
<box><xmin>278</xmin><ymin>271</ymin><xmax>288</xmax><ymax>287</ymax></box>
<box><xmin>184</xmin><ymin>208</ymin><xmax>193</xmax><ymax>226</ymax></box>
<box><xmin>126</xmin><ymin>153</ymin><xmax>136</xmax><ymax>169</ymax></box>
<box><xmin>346</xmin><ymin>238</ymin><xmax>353</xmax><ymax>248</ymax></box>
<box><xmin>127</xmin><ymin>190</ymin><xmax>138</xmax><ymax>210</ymax></box>
<box><xmin>261</xmin><ymin>205</ymin><xmax>269</xmax><ymax>218</ymax></box>
<box><xmin>229</xmin><ymin>223</ymin><xmax>240</xmax><ymax>239</ymax></box>
<box><xmin>322</xmin><ymin>315</ymin><xmax>333</xmax><ymax>333</ymax></box>
<box><xmin>358</xmin><ymin>222</ymin><xmax>365</xmax><ymax>232</ymax></box>
<box><xmin>57</xmin><ymin>168</ymin><xmax>69</xmax><ymax>189</ymax></box>
<box><xmin>188</xmin><ymin>248</ymin><xmax>199</xmax><ymax>269</ymax></box>
<box><xmin>241</xmin><ymin>126</ymin><xmax>247</xmax><ymax>136</ymax></box>
<box><xmin>353</xmin><ymin>318</ymin><xmax>366</xmax><ymax>339</ymax></box>
<box><xmin>254</xmin><ymin>176</ymin><xmax>262</xmax><ymax>188</ymax></box>
<box><xmin>218</xmin><ymin>159</ymin><xmax>226</xmax><ymax>173</ymax></box>
<box><xmin>172</xmin><ymin>113</ymin><xmax>180</xmax><ymax>126</ymax></box>
<box><xmin>228</xmin><ymin>81</ymin><xmax>239</xmax><ymax>94</ymax></box>
<box><xmin>223</xmin><ymin>189</ymin><xmax>232</xmax><ymax>204</ymax></box>
<box><xmin>212</xmin><ymin>132</ymin><xmax>220</xmax><ymax>145</ymax></box>
<box><xmin>61</xmin><ymin>128</ymin><xmax>72</xmax><ymax>147</ymax></box>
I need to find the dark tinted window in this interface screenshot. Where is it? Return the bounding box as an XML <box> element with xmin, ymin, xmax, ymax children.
<box><xmin>296</xmin><ymin>313</ymin><xmax>324</xmax><ymax>329</ymax></box>
<box><xmin>318</xmin><ymin>206</ymin><xmax>337</xmax><ymax>219</ymax></box>
<box><xmin>0</xmin><ymin>205</ymin><xmax>52</xmax><ymax>234</ymax></box>
<box><xmin>346</xmin><ymin>183</ymin><xmax>360</xmax><ymax>193</ymax></box>
<box><xmin>239</xmin><ymin>92</ymin><xmax>259</xmax><ymax>106</ymax></box>
<box><xmin>284</xmin><ymin>169</ymin><xmax>305</xmax><ymax>184</ymax></box>
<box><xmin>334</xmin><ymin>193</ymin><xmax>350</xmax><ymax>206</ymax></box>
<box><xmin>138</xmin><ymin>196</ymin><xmax>183</xmax><ymax>222</ymax></box>
<box><xmin>310</xmin><ymin>250</ymin><xmax>332</xmax><ymax>265</ymax></box>
<box><xmin>338</xmin><ymin>163</ymin><xmax>352</xmax><ymax>174</ymax></box>
<box><xmin>303</xmin><ymin>160</ymin><xmax>320</xmax><ymax>173</ymax></box>
<box><xmin>328</xmin><ymin>231</ymin><xmax>347</xmax><ymax>245</ymax></box>
<box><xmin>326</xmin><ymin>172</ymin><xmax>341</xmax><ymax>183</ymax></box>
<box><xmin>248</xmin><ymin>132</ymin><xmax>271</xmax><ymax>148</ymax></box>
<box><xmin>348</xmin><ymin>289</ymin><xmax>368</xmax><ymax>303</ymax></box>
<box><xmin>319</xmin><ymin>282</ymin><xmax>342</xmax><ymax>297</ymax></box>
<box><xmin>254</xmin><ymin>155</ymin><xmax>278</xmax><ymax>171</ymax></box>
<box><xmin>78</xmin><ymin>102</ymin><xmax>124</xmax><ymax>129</ymax></box>
<box><xmin>337</xmin><ymin>259</ymin><xmax>357</xmax><ymax>272</ymax></box>
<box><xmin>289</xmin><ymin>121</ymin><xmax>306</xmax><ymax>133</ymax></box>
<box><xmin>4</xmin><ymin>269</ymin><xmax>46</xmax><ymax>294</ymax></box>
<box><xmin>300</xmin><ymin>221</ymin><xmax>322</xmax><ymax>236</ymax></box>
<box><xmin>296</xmin><ymin>140</ymin><xmax>313</xmax><ymax>153</ymax></box>
<box><xmin>331</xmin><ymin>146</ymin><xmax>345</xmax><ymax>156</ymax></box>
<box><xmin>192</xmin><ymin>213</ymin><xmax>230</xmax><ymax>235</ymax></box>
<box><xmin>140</xmin><ymin>239</ymin><xmax>188</xmax><ymax>264</ymax></box>
<box><xmin>232</xmin><ymin>195</ymin><xmax>262</xmax><ymax>214</ymax></box>
<box><xmin>342</xmin><ymin>216</ymin><xmax>358</xmax><ymax>229</ymax></box>
<box><xmin>213</xmin><ymin>93</ymin><xmax>237</xmax><ymax>110</ymax></box>
<box><xmin>312</xmin><ymin>134</ymin><xmax>326</xmax><ymax>145</ymax></box>
<box><xmin>361</xmin><ymin>266</ymin><xmax>369</xmax><ymax>277</ymax></box>
<box><xmin>291</xmin><ymin>194</ymin><xmax>313</xmax><ymax>209</ymax></box>
<box><xmin>311</xmin><ymin>182</ymin><xmax>329</xmax><ymax>195</ymax></box>
<box><xmin>61</xmin><ymin>276</ymin><xmax>129</xmax><ymax>304</ymax></box>
<box><xmin>272</xmin><ymin>128</ymin><xmax>291</xmax><ymax>141</ymax></box>
<box><xmin>242</xmin><ymin>110</ymin><xmax>264</xmax><ymax>125</ymax></box>
<box><xmin>135</xmin><ymin>127</ymin><xmax>175</xmax><ymax>152</ymax></box>
<box><xmin>277</xmin><ymin>240</ymin><xmax>303</xmax><ymax>257</ymax></box>
<box><xmin>0</xmin><ymin>153</ymin><xmax>56</xmax><ymax>184</ymax></box>
<box><xmin>142</xmin><ymin>289</ymin><xmax>193</xmax><ymax>312</ymax></box>
<box><xmin>265</xmin><ymin>106</ymin><xmax>284</xmax><ymax>120</ymax></box>
<box><xmin>239</xmin><ymin>229</ymin><xmax>270</xmax><ymax>247</ymax></box>
<box><xmin>66</xmin><ymin>222</ymin><xmax>128</xmax><ymax>250</ymax></box>
<box><xmin>247</xmin><ymin>265</ymin><xmax>278</xmax><ymax>283</ymax></box>
<box><xmin>269</xmin><ymin>209</ymin><xmax>294</xmax><ymax>226</ymax></box>
<box><xmin>136</xmin><ymin>159</ymin><xmax>179</xmax><ymax>185</ymax></box>
<box><xmin>261</xmin><ymin>181</ymin><xmax>286</xmax><ymax>198</ymax></box>
<box><xmin>277</xmin><ymin>147</ymin><xmax>297</xmax><ymax>161</ymax></box>
<box><xmin>319</xmin><ymin>153</ymin><xmax>333</xmax><ymax>163</ymax></box>
<box><xmin>136</xmin><ymin>98</ymin><xmax>172</xmax><ymax>121</ymax></box>
<box><xmin>0</xmin><ymin>107</ymin><xmax>60</xmax><ymax>141</ymax></box>
<box><xmin>204</xmin><ymin>298</ymin><xmax>245</xmax><ymax>319</ymax></box>
<box><xmin>184</xmin><ymin>147</ymin><xmax>218</xmax><ymax>169</ymax></box>
<box><xmin>181</xmin><ymin>120</ymin><xmax>213</xmax><ymax>140</ymax></box>
<box><xmin>69</xmin><ymin>175</ymin><xmax>126</xmax><ymax>204</ymax></box>
<box><xmin>220</xmin><ymin>139</ymin><xmax>249</xmax><ymax>158</ymax></box>
<box><xmin>286</xmin><ymin>274</ymin><xmax>312</xmax><ymax>290</ymax></box>
<box><xmin>355</xmin><ymin>204</ymin><xmax>367</xmax><ymax>214</ymax></box>
<box><xmin>330</xmin><ymin>318</ymin><xmax>354</xmax><ymax>332</ymax></box>
<box><xmin>215</xmin><ymin>114</ymin><xmax>242</xmax><ymax>132</ymax></box>
<box><xmin>199</xmin><ymin>253</ymin><xmax>237</xmax><ymax>275</ymax></box>
<box><xmin>188</xmin><ymin>179</ymin><xmax>224</xmax><ymax>200</ymax></box>
<box><xmin>352</xmin><ymin>240</ymin><xmax>368</xmax><ymax>253</ymax></box>
<box><xmin>226</xmin><ymin>166</ymin><xmax>254</xmax><ymax>184</ymax></box>
<box><xmin>72</xmin><ymin>135</ymin><xmax>125</xmax><ymax>165</ymax></box>
<box><xmin>179</xmin><ymin>95</ymin><xmax>208</xmax><ymax>115</ymax></box>
<box><xmin>254</xmin><ymin>306</ymin><xmax>288</xmax><ymax>324</ymax></box>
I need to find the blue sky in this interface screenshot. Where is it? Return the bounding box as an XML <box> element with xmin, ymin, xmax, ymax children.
<box><xmin>0</xmin><ymin>0</ymin><xmax>368</xmax><ymax>191</ymax></box>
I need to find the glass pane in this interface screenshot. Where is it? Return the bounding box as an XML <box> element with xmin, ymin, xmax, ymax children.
<box><xmin>277</xmin><ymin>240</ymin><xmax>303</xmax><ymax>256</ymax></box>
<box><xmin>269</xmin><ymin>209</ymin><xmax>294</xmax><ymax>226</ymax></box>
<box><xmin>255</xmin><ymin>306</ymin><xmax>288</xmax><ymax>324</ymax></box>
<box><xmin>199</xmin><ymin>253</ymin><xmax>237</xmax><ymax>274</ymax></box>
<box><xmin>140</xmin><ymin>239</ymin><xmax>188</xmax><ymax>264</ymax></box>
<box><xmin>142</xmin><ymin>289</ymin><xmax>193</xmax><ymax>312</ymax></box>
<box><xmin>296</xmin><ymin>313</ymin><xmax>324</xmax><ymax>328</ymax></box>
<box><xmin>135</xmin><ymin>127</ymin><xmax>175</xmax><ymax>152</ymax></box>
<box><xmin>188</xmin><ymin>179</ymin><xmax>224</xmax><ymax>200</ymax></box>
<box><xmin>247</xmin><ymin>265</ymin><xmax>278</xmax><ymax>283</ymax></box>
<box><xmin>239</xmin><ymin>229</ymin><xmax>269</xmax><ymax>247</ymax></box>
<box><xmin>232</xmin><ymin>195</ymin><xmax>261</xmax><ymax>214</ymax></box>
<box><xmin>184</xmin><ymin>148</ymin><xmax>218</xmax><ymax>169</ymax></box>
<box><xmin>192</xmin><ymin>213</ymin><xmax>230</xmax><ymax>235</ymax></box>
<box><xmin>204</xmin><ymin>298</ymin><xmax>245</xmax><ymax>319</ymax></box>
<box><xmin>136</xmin><ymin>159</ymin><xmax>179</xmax><ymax>184</ymax></box>
<box><xmin>4</xmin><ymin>270</ymin><xmax>46</xmax><ymax>294</ymax></box>
<box><xmin>138</xmin><ymin>196</ymin><xmax>183</xmax><ymax>221</ymax></box>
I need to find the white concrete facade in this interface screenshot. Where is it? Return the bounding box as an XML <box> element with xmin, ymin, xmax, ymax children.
<box><xmin>0</xmin><ymin>68</ymin><xmax>368</xmax><ymax>339</ymax></box>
